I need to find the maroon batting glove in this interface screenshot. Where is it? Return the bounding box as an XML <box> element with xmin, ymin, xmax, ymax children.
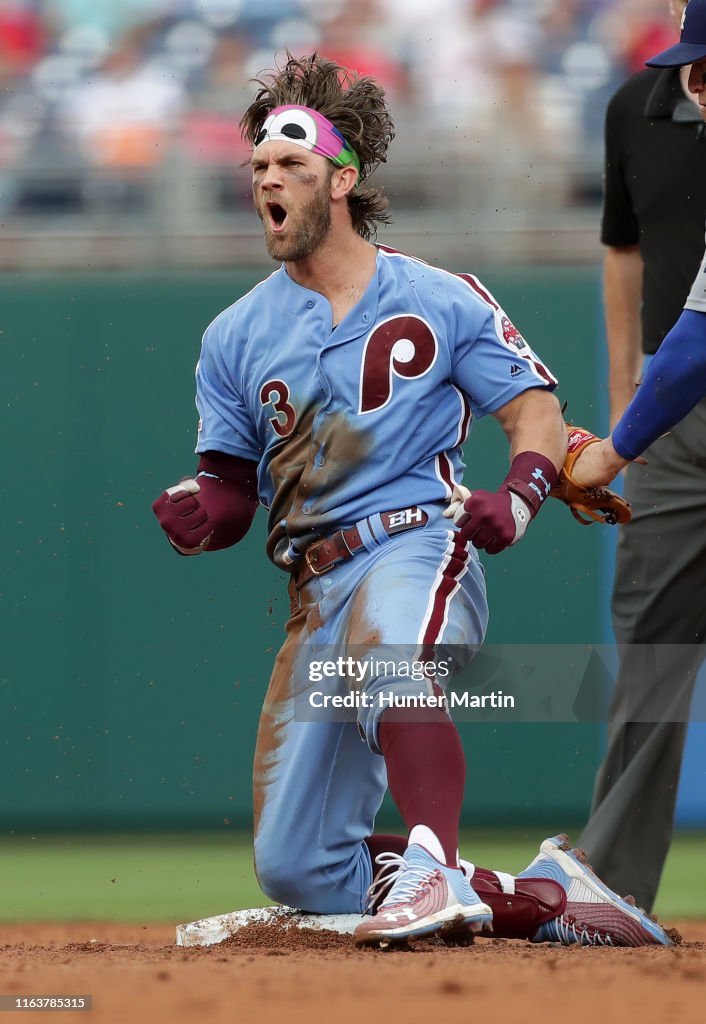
<box><xmin>152</xmin><ymin>452</ymin><xmax>259</xmax><ymax>555</ymax></box>
<box><xmin>444</xmin><ymin>452</ymin><xmax>558</xmax><ymax>555</ymax></box>
<box><xmin>152</xmin><ymin>478</ymin><xmax>212</xmax><ymax>555</ymax></box>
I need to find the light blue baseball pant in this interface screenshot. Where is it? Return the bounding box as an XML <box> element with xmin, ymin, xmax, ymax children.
<box><xmin>252</xmin><ymin>503</ymin><xmax>488</xmax><ymax>913</ymax></box>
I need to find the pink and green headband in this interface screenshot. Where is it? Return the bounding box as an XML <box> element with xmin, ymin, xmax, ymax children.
<box><xmin>254</xmin><ymin>105</ymin><xmax>361</xmax><ymax>182</ymax></box>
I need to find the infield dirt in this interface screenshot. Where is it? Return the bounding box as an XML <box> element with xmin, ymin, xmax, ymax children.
<box><xmin>1</xmin><ymin>921</ymin><xmax>704</xmax><ymax>1024</ymax></box>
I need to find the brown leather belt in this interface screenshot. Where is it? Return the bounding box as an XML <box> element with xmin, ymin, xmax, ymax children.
<box><xmin>293</xmin><ymin>506</ymin><xmax>429</xmax><ymax>588</ymax></box>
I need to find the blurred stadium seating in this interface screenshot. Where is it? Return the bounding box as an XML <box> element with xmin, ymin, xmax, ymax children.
<box><xmin>0</xmin><ymin>0</ymin><xmax>681</xmax><ymax>269</ymax></box>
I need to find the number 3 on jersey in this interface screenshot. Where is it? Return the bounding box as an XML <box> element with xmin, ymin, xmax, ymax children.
<box><xmin>260</xmin><ymin>379</ymin><xmax>296</xmax><ymax>437</ymax></box>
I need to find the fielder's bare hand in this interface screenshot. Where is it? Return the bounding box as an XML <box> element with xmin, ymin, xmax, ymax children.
<box><xmin>569</xmin><ymin>436</ymin><xmax>631</xmax><ymax>488</ymax></box>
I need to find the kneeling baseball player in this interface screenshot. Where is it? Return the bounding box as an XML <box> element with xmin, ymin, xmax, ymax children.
<box><xmin>153</xmin><ymin>53</ymin><xmax>673</xmax><ymax>949</ymax></box>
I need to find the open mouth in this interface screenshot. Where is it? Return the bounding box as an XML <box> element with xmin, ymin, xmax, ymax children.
<box><xmin>266</xmin><ymin>201</ymin><xmax>288</xmax><ymax>232</ymax></box>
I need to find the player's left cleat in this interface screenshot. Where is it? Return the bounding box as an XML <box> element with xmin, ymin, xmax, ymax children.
<box><xmin>352</xmin><ymin>844</ymin><xmax>493</xmax><ymax>948</ymax></box>
<box><xmin>518</xmin><ymin>834</ymin><xmax>673</xmax><ymax>947</ymax></box>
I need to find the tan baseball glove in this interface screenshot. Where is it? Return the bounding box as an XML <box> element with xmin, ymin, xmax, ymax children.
<box><xmin>550</xmin><ymin>426</ymin><xmax>632</xmax><ymax>526</ymax></box>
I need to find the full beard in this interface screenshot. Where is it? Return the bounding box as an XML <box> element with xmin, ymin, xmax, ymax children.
<box><xmin>260</xmin><ymin>183</ymin><xmax>332</xmax><ymax>262</ymax></box>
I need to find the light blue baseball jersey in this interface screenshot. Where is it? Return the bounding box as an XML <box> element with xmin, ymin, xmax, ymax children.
<box><xmin>195</xmin><ymin>245</ymin><xmax>557</xmax><ymax>567</ymax></box>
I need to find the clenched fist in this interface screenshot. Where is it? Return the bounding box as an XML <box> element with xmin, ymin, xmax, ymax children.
<box><xmin>152</xmin><ymin>478</ymin><xmax>214</xmax><ymax>555</ymax></box>
<box><xmin>152</xmin><ymin>453</ymin><xmax>259</xmax><ymax>555</ymax></box>
<box><xmin>443</xmin><ymin>484</ymin><xmax>532</xmax><ymax>555</ymax></box>
<box><xmin>443</xmin><ymin>451</ymin><xmax>559</xmax><ymax>555</ymax></box>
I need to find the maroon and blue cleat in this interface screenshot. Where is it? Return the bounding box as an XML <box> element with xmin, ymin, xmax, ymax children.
<box><xmin>518</xmin><ymin>835</ymin><xmax>673</xmax><ymax>947</ymax></box>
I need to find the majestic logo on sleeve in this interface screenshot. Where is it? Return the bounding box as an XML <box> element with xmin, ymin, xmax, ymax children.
<box><xmin>260</xmin><ymin>379</ymin><xmax>296</xmax><ymax>437</ymax></box>
<box><xmin>359</xmin><ymin>315</ymin><xmax>439</xmax><ymax>414</ymax></box>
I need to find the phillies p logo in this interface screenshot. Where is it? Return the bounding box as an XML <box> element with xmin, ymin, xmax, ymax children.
<box><xmin>359</xmin><ymin>315</ymin><xmax>438</xmax><ymax>414</ymax></box>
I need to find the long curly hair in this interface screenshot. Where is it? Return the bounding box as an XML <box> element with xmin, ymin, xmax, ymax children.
<box><xmin>240</xmin><ymin>53</ymin><xmax>395</xmax><ymax>241</ymax></box>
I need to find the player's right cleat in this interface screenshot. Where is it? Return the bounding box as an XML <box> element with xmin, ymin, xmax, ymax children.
<box><xmin>352</xmin><ymin>844</ymin><xmax>492</xmax><ymax>948</ymax></box>
<box><xmin>518</xmin><ymin>834</ymin><xmax>673</xmax><ymax>947</ymax></box>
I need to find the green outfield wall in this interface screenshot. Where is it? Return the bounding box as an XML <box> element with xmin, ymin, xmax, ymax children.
<box><xmin>1</xmin><ymin>267</ymin><xmax>608</xmax><ymax>832</ymax></box>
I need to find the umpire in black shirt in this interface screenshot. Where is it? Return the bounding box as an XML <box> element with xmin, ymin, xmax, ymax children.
<box><xmin>578</xmin><ymin>0</ymin><xmax>706</xmax><ymax>913</ymax></box>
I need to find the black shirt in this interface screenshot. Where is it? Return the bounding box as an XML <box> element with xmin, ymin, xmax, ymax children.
<box><xmin>601</xmin><ymin>68</ymin><xmax>706</xmax><ymax>353</ymax></box>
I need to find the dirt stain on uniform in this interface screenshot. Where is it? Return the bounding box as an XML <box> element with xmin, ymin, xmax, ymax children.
<box><xmin>252</xmin><ymin>580</ymin><xmax>322</xmax><ymax>839</ymax></box>
<box><xmin>265</xmin><ymin>407</ymin><xmax>372</xmax><ymax>567</ymax></box>
<box><xmin>255</xmin><ymin>406</ymin><xmax>377</xmax><ymax>844</ymax></box>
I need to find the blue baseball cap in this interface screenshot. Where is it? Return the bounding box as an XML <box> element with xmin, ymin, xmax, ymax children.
<box><xmin>646</xmin><ymin>0</ymin><xmax>706</xmax><ymax>67</ymax></box>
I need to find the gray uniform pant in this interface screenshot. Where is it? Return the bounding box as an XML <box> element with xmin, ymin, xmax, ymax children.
<box><xmin>579</xmin><ymin>398</ymin><xmax>706</xmax><ymax>912</ymax></box>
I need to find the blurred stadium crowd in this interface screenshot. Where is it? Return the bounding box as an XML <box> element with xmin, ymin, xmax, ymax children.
<box><xmin>0</xmin><ymin>0</ymin><xmax>680</xmax><ymax>266</ymax></box>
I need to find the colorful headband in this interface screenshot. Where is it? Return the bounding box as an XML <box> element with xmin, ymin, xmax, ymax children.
<box><xmin>254</xmin><ymin>105</ymin><xmax>361</xmax><ymax>182</ymax></box>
